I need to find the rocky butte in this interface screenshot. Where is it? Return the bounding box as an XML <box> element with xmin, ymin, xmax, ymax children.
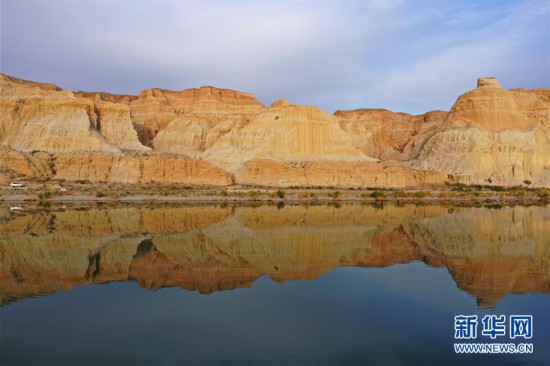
<box><xmin>1</xmin><ymin>73</ymin><xmax>549</xmax><ymax>188</ymax></box>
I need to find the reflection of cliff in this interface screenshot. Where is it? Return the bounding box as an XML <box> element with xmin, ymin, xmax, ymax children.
<box><xmin>1</xmin><ymin>204</ymin><xmax>549</xmax><ymax>307</ymax></box>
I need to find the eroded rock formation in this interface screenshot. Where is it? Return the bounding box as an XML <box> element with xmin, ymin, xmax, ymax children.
<box><xmin>132</xmin><ymin>86</ymin><xmax>266</xmax><ymax>147</ymax></box>
<box><xmin>335</xmin><ymin>109</ymin><xmax>447</xmax><ymax>161</ymax></box>
<box><xmin>203</xmin><ymin>104</ymin><xmax>376</xmax><ymax>172</ymax></box>
<box><xmin>1</xmin><ymin>74</ymin><xmax>549</xmax><ymax>187</ymax></box>
<box><xmin>409</xmin><ymin>77</ymin><xmax>550</xmax><ymax>186</ymax></box>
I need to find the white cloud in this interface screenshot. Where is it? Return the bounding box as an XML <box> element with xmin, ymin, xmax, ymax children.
<box><xmin>1</xmin><ymin>0</ymin><xmax>548</xmax><ymax>114</ymax></box>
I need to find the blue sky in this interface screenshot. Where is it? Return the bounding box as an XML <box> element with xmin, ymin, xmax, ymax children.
<box><xmin>1</xmin><ymin>0</ymin><xmax>549</xmax><ymax>114</ymax></box>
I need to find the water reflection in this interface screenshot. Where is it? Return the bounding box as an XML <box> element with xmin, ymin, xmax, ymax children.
<box><xmin>1</xmin><ymin>203</ymin><xmax>549</xmax><ymax>307</ymax></box>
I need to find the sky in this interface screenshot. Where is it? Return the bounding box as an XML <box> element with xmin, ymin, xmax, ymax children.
<box><xmin>1</xmin><ymin>0</ymin><xmax>549</xmax><ymax>114</ymax></box>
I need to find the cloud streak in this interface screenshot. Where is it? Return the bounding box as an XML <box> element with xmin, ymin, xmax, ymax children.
<box><xmin>1</xmin><ymin>0</ymin><xmax>549</xmax><ymax>114</ymax></box>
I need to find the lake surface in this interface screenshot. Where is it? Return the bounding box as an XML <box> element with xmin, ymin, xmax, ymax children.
<box><xmin>1</xmin><ymin>202</ymin><xmax>549</xmax><ymax>365</ymax></box>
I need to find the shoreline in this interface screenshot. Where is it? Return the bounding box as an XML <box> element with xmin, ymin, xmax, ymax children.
<box><xmin>1</xmin><ymin>184</ymin><xmax>548</xmax><ymax>206</ymax></box>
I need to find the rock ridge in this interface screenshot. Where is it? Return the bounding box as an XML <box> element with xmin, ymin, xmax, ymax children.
<box><xmin>1</xmin><ymin>73</ymin><xmax>549</xmax><ymax>187</ymax></box>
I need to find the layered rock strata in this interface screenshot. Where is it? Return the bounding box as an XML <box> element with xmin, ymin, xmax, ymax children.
<box><xmin>409</xmin><ymin>78</ymin><xmax>550</xmax><ymax>186</ymax></box>
<box><xmin>1</xmin><ymin>74</ymin><xmax>549</xmax><ymax>187</ymax></box>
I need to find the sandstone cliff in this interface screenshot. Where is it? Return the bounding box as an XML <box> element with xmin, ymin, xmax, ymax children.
<box><xmin>335</xmin><ymin>109</ymin><xmax>447</xmax><ymax>161</ymax></box>
<box><xmin>0</xmin><ymin>75</ymin><xmax>233</xmax><ymax>185</ymax></box>
<box><xmin>409</xmin><ymin>77</ymin><xmax>550</xmax><ymax>186</ymax></box>
<box><xmin>130</xmin><ymin>86</ymin><xmax>266</xmax><ymax>146</ymax></box>
<box><xmin>53</xmin><ymin>152</ymin><xmax>232</xmax><ymax>184</ymax></box>
<box><xmin>203</xmin><ymin>103</ymin><xmax>376</xmax><ymax>172</ymax></box>
<box><xmin>1</xmin><ymin>73</ymin><xmax>549</xmax><ymax>188</ymax></box>
<box><xmin>238</xmin><ymin>159</ymin><xmax>446</xmax><ymax>188</ymax></box>
<box><xmin>0</xmin><ymin>74</ymin><xmax>147</xmax><ymax>153</ymax></box>
<box><xmin>0</xmin><ymin>147</ymin><xmax>52</xmax><ymax>181</ymax></box>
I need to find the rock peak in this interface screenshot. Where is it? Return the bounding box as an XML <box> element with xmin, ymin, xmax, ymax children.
<box><xmin>271</xmin><ymin>98</ymin><xmax>290</xmax><ymax>108</ymax></box>
<box><xmin>477</xmin><ymin>77</ymin><xmax>503</xmax><ymax>89</ymax></box>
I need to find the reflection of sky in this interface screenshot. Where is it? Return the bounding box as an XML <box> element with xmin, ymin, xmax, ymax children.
<box><xmin>2</xmin><ymin>262</ymin><xmax>549</xmax><ymax>365</ymax></box>
<box><xmin>2</xmin><ymin>0</ymin><xmax>549</xmax><ymax>114</ymax></box>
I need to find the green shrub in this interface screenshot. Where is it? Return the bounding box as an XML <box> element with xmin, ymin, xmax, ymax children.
<box><xmin>370</xmin><ymin>191</ymin><xmax>385</xmax><ymax>198</ymax></box>
<box><xmin>415</xmin><ymin>191</ymin><xmax>428</xmax><ymax>198</ymax></box>
<box><xmin>277</xmin><ymin>190</ymin><xmax>285</xmax><ymax>199</ymax></box>
<box><xmin>328</xmin><ymin>191</ymin><xmax>341</xmax><ymax>199</ymax></box>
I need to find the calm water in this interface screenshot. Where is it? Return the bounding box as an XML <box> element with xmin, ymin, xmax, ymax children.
<box><xmin>1</xmin><ymin>203</ymin><xmax>549</xmax><ymax>365</ymax></box>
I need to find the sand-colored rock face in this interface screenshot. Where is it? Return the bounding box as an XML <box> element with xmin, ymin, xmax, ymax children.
<box><xmin>0</xmin><ymin>89</ymin><xmax>120</xmax><ymax>154</ymax></box>
<box><xmin>1</xmin><ymin>73</ymin><xmax>550</xmax><ymax>187</ymax></box>
<box><xmin>445</xmin><ymin>77</ymin><xmax>535</xmax><ymax>132</ymax></box>
<box><xmin>0</xmin><ymin>75</ymin><xmax>230</xmax><ymax>185</ymax></box>
<box><xmin>203</xmin><ymin>104</ymin><xmax>376</xmax><ymax>172</ymax></box>
<box><xmin>1</xmin><ymin>204</ymin><xmax>549</xmax><ymax>307</ymax></box>
<box><xmin>74</xmin><ymin>91</ymin><xmax>137</xmax><ymax>104</ymax></box>
<box><xmin>92</xmin><ymin>101</ymin><xmax>151</xmax><ymax>151</ymax></box>
<box><xmin>0</xmin><ymin>74</ymin><xmax>147</xmax><ymax>154</ymax></box>
<box><xmin>410</xmin><ymin>78</ymin><xmax>550</xmax><ymax>186</ymax></box>
<box><xmin>0</xmin><ymin>73</ymin><xmax>61</xmax><ymax>91</ymax></box>
<box><xmin>53</xmin><ymin>152</ymin><xmax>232</xmax><ymax>184</ymax></box>
<box><xmin>0</xmin><ymin>148</ymin><xmax>52</xmax><ymax>182</ymax></box>
<box><xmin>152</xmin><ymin>114</ymin><xmax>251</xmax><ymax>157</ymax></box>
<box><xmin>335</xmin><ymin>109</ymin><xmax>447</xmax><ymax>161</ymax></box>
<box><xmin>410</xmin><ymin>125</ymin><xmax>550</xmax><ymax>185</ymax></box>
<box><xmin>238</xmin><ymin>159</ymin><xmax>446</xmax><ymax>187</ymax></box>
<box><xmin>131</xmin><ymin>86</ymin><xmax>266</xmax><ymax>146</ymax></box>
<box><xmin>271</xmin><ymin>98</ymin><xmax>290</xmax><ymax>107</ymax></box>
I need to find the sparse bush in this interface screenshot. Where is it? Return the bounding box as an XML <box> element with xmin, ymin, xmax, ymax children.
<box><xmin>415</xmin><ymin>191</ymin><xmax>428</xmax><ymax>199</ymax></box>
<box><xmin>392</xmin><ymin>190</ymin><xmax>405</xmax><ymax>198</ymax></box>
<box><xmin>277</xmin><ymin>190</ymin><xmax>285</xmax><ymax>199</ymax></box>
<box><xmin>96</xmin><ymin>191</ymin><xmax>106</xmax><ymax>198</ymax></box>
<box><xmin>451</xmin><ymin>184</ymin><xmax>467</xmax><ymax>192</ymax></box>
<box><xmin>524</xmin><ymin>180</ymin><xmax>532</xmax><ymax>185</ymax></box>
<box><xmin>370</xmin><ymin>191</ymin><xmax>385</xmax><ymax>199</ymax></box>
<box><xmin>328</xmin><ymin>191</ymin><xmax>341</xmax><ymax>199</ymax></box>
